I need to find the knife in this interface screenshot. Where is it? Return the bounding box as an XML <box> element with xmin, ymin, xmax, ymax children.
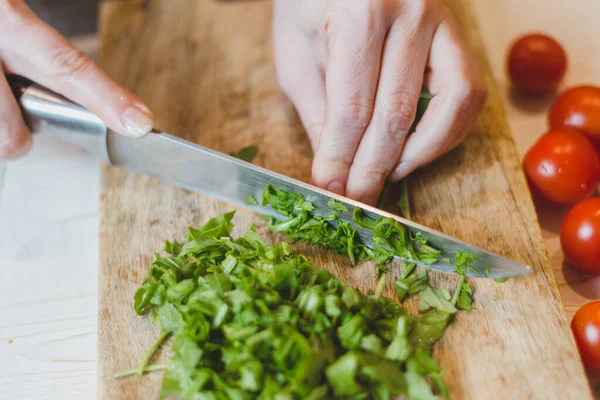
<box><xmin>8</xmin><ymin>75</ymin><xmax>532</xmax><ymax>279</ymax></box>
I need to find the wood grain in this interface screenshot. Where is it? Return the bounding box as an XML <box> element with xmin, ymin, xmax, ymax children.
<box><xmin>98</xmin><ymin>0</ymin><xmax>593</xmax><ymax>399</ymax></box>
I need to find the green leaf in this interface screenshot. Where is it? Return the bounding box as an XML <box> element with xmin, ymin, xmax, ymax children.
<box><xmin>327</xmin><ymin>199</ymin><xmax>349</xmax><ymax>213</ymax></box>
<box><xmin>166</xmin><ymin>279</ymin><xmax>195</xmax><ymax>302</ymax></box>
<box><xmin>325</xmin><ymin>352</ymin><xmax>364</xmax><ymax>396</ymax></box>
<box><xmin>245</xmin><ymin>195</ymin><xmax>258</xmax><ymax>205</ymax></box>
<box><xmin>384</xmin><ymin>316</ymin><xmax>411</xmax><ymax>361</ymax></box>
<box><xmin>397</xmin><ymin>179</ymin><xmax>411</xmax><ymax>220</ymax></box>
<box><xmin>156</xmin><ymin>303</ymin><xmax>183</xmax><ymax>332</ymax></box>
<box><xmin>239</xmin><ymin>360</ymin><xmax>263</xmax><ymax>391</ymax></box>
<box><xmin>409</xmin><ymin>311</ymin><xmax>453</xmax><ymax>351</ymax></box>
<box><xmin>406</xmin><ymin>358</ymin><xmax>438</xmax><ymax>400</ymax></box>
<box><xmin>134</xmin><ymin>282</ymin><xmax>159</xmax><ymax>315</ymax></box>
<box><xmin>456</xmin><ymin>280</ymin><xmax>473</xmax><ymax>310</ymax></box>
<box><xmin>352</xmin><ymin>208</ymin><xmax>376</xmax><ymax>230</ymax></box>
<box><xmin>230</xmin><ymin>145</ymin><xmax>259</xmax><ymax>163</ymax></box>
<box><xmin>453</xmin><ymin>251</ymin><xmax>479</xmax><ymax>275</ymax></box>
<box><xmin>409</xmin><ymin>88</ymin><xmax>433</xmax><ymax>134</ymax></box>
<box><xmin>165</xmin><ymin>240</ymin><xmax>181</xmax><ymax>256</ymax></box>
<box><xmin>394</xmin><ymin>268</ymin><xmax>428</xmax><ymax>303</ymax></box>
<box><xmin>359</xmin><ymin>352</ymin><xmax>407</xmax><ymax>394</ymax></box>
<box><xmin>189</xmin><ymin>211</ymin><xmax>235</xmax><ymax>242</ymax></box>
<box><xmin>338</xmin><ymin>315</ymin><xmax>365</xmax><ymax>350</ymax></box>
<box><xmin>418</xmin><ymin>286</ymin><xmax>457</xmax><ymax>314</ymax></box>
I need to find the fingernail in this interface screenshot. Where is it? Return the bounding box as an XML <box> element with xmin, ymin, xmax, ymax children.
<box><xmin>122</xmin><ymin>105</ymin><xmax>154</xmax><ymax>138</ymax></box>
<box><xmin>327</xmin><ymin>180</ymin><xmax>345</xmax><ymax>196</ymax></box>
<box><xmin>392</xmin><ymin>161</ymin><xmax>417</xmax><ymax>181</ymax></box>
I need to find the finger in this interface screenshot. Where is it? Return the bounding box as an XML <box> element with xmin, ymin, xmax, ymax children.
<box><xmin>390</xmin><ymin>16</ymin><xmax>487</xmax><ymax>181</ymax></box>
<box><xmin>0</xmin><ymin>6</ymin><xmax>154</xmax><ymax>138</ymax></box>
<box><xmin>345</xmin><ymin>9</ymin><xmax>438</xmax><ymax>205</ymax></box>
<box><xmin>0</xmin><ymin>69</ymin><xmax>32</xmax><ymax>159</ymax></box>
<box><xmin>274</xmin><ymin>23</ymin><xmax>326</xmax><ymax>148</ymax></box>
<box><xmin>311</xmin><ymin>3</ymin><xmax>387</xmax><ymax>195</ymax></box>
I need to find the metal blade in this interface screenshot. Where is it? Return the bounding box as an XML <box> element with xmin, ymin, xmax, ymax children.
<box><xmin>108</xmin><ymin>131</ymin><xmax>533</xmax><ymax>279</ymax></box>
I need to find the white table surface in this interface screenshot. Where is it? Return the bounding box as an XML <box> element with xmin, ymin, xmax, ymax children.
<box><xmin>1</xmin><ymin>2</ymin><xmax>599</xmax><ymax>399</ymax></box>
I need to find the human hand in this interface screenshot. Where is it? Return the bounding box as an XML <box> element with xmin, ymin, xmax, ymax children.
<box><xmin>273</xmin><ymin>0</ymin><xmax>487</xmax><ymax>205</ymax></box>
<box><xmin>0</xmin><ymin>0</ymin><xmax>154</xmax><ymax>159</ymax></box>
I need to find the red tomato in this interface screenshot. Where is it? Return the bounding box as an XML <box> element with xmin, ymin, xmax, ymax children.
<box><xmin>523</xmin><ymin>130</ymin><xmax>600</xmax><ymax>206</ymax></box>
<box><xmin>560</xmin><ymin>198</ymin><xmax>600</xmax><ymax>274</ymax></box>
<box><xmin>571</xmin><ymin>301</ymin><xmax>600</xmax><ymax>371</ymax></box>
<box><xmin>549</xmin><ymin>86</ymin><xmax>600</xmax><ymax>147</ymax></box>
<box><xmin>507</xmin><ymin>34</ymin><xmax>567</xmax><ymax>94</ymax></box>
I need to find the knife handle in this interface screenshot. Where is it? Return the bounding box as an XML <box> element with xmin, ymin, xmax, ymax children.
<box><xmin>7</xmin><ymin>75</ymin><xmax>111</xmax><ymax>163</ymax></box>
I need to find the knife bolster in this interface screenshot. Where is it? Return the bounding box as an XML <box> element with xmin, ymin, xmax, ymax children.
<box><xmin>7</xmin><ymin>75</ymin><xmax>111</xmax><ymax>163</ymax></box>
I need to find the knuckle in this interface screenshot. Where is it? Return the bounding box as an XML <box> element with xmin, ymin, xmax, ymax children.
<box><xmin>345</xmin><ymin>0</ymin><xmax>385</xmax><ymax>20</ymax></box>
<box><xmin>312</xmin><ymin>155</ymin><xmax>352</xmax><ymax>185</ymax></box>
<box><xmin>357</xmin><ymin>164</ymin><xmax>390</xmax><ymax>186</ymax></box>
<box><xmin>327</xmin><ymin>0</ymin><xmax>384</xmax><ymax>35</ymax></box>
<box><xmin>316</xmin><ymin>154</ymin><xmax>353</xmax><ymax>173</ymax></box>
<box><xmin>48</xmin><ymin>47</ymin><xmax>94</xmax><ymax>79</ymax></box>
<box><xmin>376</xmin><ymin>97</ymin><xmax>418</xmax><ymax>139</ymax></box>
<box><xmin>331</xmin><ymin>101</ymin><xmax>374</xmax><ymax>131</ymax></box>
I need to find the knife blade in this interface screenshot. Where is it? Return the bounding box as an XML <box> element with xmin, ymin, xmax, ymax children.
<box><xmin>107</xmin><ymin>131</ymin><xmax>532</xmax><ymax>279</ymax></box>
<box><xmin>9</xmin><ymin>75</ymin><xmax>532</xmax><ymax>279</ymax></box>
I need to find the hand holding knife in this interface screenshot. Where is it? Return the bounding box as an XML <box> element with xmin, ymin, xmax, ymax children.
<box><xmin>7</xmin><ymin>75</ymin><xmax>532</xmax><ymax>279</ymax></box>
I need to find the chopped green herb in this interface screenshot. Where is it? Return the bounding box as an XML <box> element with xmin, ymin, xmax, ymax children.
<box><xmin>409</xmin><ymin>88</ymin><xmax>433</xmax><ymax>134</ymax></box>
<box><xmin>450</xmin><ymin>275</ymin><xmax>473</xmax><ymax>310</ymax></box>
<box><xmin>121</xmin><ymin>212</ymin><xmax>468</xmax><ymax>399</ymax></box>
<box><xmin>419</xmin><ymin>286</ymin><xmax>457</xmax><ymax>314</ymax></box>
<box><xmin>245</xmin><ymin>195</ymin><xmax>258</xmax><ymax>205</ymax></box>
<box><xmin>394</xmin><ymin>267</ymin><xmax>428</xmax><ymax>303</ymax></box>
<box><xmin>494</xmin><ymin>277</ymin><xmax>510</xmax><ymax>283</ymax></box>
<box><xmin>230</xmin><ymin>145</ymin><xmax>259</xmax><ymax>163</ymax></box>
<box><xmin>456</xmin><ymin>280</ymin><xmax>473</xmax><ymax>310</ymax></box>
<box><xmin>397</xmin><ymin>179</ymin><xmax>411</xmax><ymax>220</ymax></box>
<box><xmin>114</xmin><ymin>363</ymin><xmax>169</xmax><ymax>379</ymax></box>
<box><xmin>453</xmin><ymin>251</ymin><xmax>480</xmax><ymax>275</ymax></box>
<box><xmin>262</xmin><ymin>184</ymin><xmax>481</xmax><ymax>278</ymax></box>
<box><xmin>327</xmin><ymin>198</ymin><xmax>349</xmax><ymax>213</ymax></box>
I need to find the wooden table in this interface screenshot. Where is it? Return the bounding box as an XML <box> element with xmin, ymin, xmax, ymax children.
<box><xmin>0</xmin><ymin>1</ymin><xmax>598</xmax><ymax>399</ymax></box>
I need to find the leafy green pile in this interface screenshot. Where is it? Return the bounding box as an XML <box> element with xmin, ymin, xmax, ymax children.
<box><xmin>120</xmin><ymin>211</ymin><xmax>471</xmax><ymax>399</ymax></box>
<box><xmin>230</xmin><ymin>145</ymin><xmax>259</xmax><ymax>163</ymax></box>
<box><xmin>261</xmin><ymin>184</ymin><xmax>478</xmax><ymax>279</ymax></box>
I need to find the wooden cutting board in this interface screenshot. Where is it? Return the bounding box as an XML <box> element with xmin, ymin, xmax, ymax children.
<box><xmin>98</xmin><ymin>0</ymin><xmax>593</xmax><ymax>398</ymax></box>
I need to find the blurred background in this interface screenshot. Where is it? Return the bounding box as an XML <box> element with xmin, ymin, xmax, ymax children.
<box><xmin>27</xmin><ymin>0</ymin><xmax>99</xmax><ymax>37</ymax></box>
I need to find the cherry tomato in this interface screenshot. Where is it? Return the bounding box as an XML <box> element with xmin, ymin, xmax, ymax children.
<box><xmin>571</xmin><ymin>301</ymin><xmax>600</xmax><ymax>371</ymax></box>
<box><xmin>523</xmin><ymin>130</ymin><xmax>600</xmax><ymax>206</ymax></box>
<box><xmin>549</xmin><ymin>86</ymin><xmax>600</xmax><ymax>147</ymax></box>
<box><xmin>507</xmin><ymin>34</ymin><xmax>567</xmax><ymax>94</ymax></box>
<box><xmin>560</xmin><ymin>198</ymin><xmax>600</xmax><ymax>274</ymax></box>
